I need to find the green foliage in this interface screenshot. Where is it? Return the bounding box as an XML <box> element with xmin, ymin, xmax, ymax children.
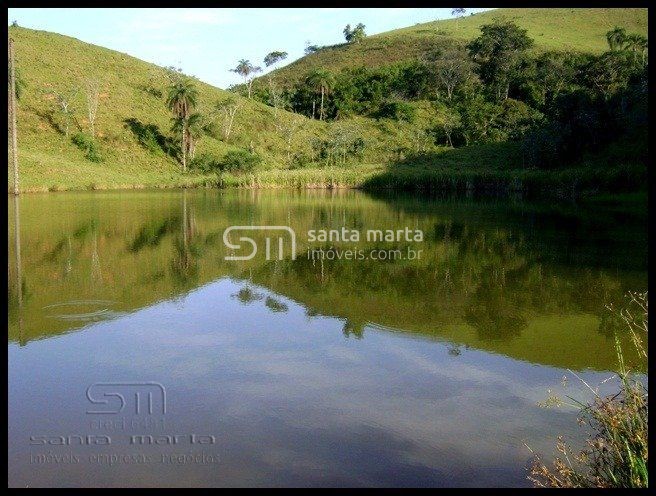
<box><xmin>291</xmin><ymin>61</ymin><xmax>435</xmax><ymax>120</ymax></box>
<box><xmin>265</xmin><ymin>8</ymin><xmax>646</xmax><ymax>92</ymax></box>
<box><xmin>166</xmin><ymin>79</ymin><xmax>198</xmax><ymax>118</ymax></box>
<box><xmin>231</xmin><ymin>59</ymin><xmax>261</xmax><ymax>79</ymax></box>
<box><xmin>71</xmin><ymin>132</ymin><xmax>103</xmax><ymax>162</ymax></box>
<box><xmin>467</xmin><ymin>20</ymin><xmax>534</xmax><ymax>101</ymax></box>
<box><xmin>189</xmin><ymin>153</ymin><xmax>222</xmax><ymax>173</ymax></box>
<box><xmin>583</xmin><ymin>51</ymin><xmax>644</xmax><ymax>99</ymax></box>
<box><xmin>343</xmin><ymin>23</ymin><xmax>366</xmax><ymax>44</ymax></box>
<box><xmin>606</xmin><ymin>26</ymin><xmax>628</xmax><ymax>51</ymax></box>
<box><xmin>264</xmin><ymin>51</ymin><xmax>288</xmax><ymax>67</ymax></box>
<box><xmin>304</xmin><ymin>44</ymin><xmax>320</xmax><ymax>55</ymax></box>
<box><xmin>219</xmin><ymin>150</ymin><xmax>262</xmax><ymax>173</ymax></box>
<box><xmin>289</xmin><ymin>152</ymin><xmax>314</xmax><ymax>170</ymax></box>
<box><xmin>375</xmin><ymin>100</ymin><xmax>415</xmax><ymax>122</ymax></box>
<box><xmin>192</xmin><ymin>150</ymin><xmax>263</xmax><ymax>174</ymax></box>
<box><xmin>312</xmin><ymin>125</ymin><xmax>366</xmax><ymax>166</ymax></box>
<box><xmin>8</xmin><ymin>10</ymin><xmax>649</xmax><ymax>194</ymax></box>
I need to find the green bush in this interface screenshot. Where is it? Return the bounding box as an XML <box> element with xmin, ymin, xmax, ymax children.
<box><xmin>219</xmin><ymin>150</ymin><xmax>262</xmax><ymax>173</ymax></box>
<box><xmin>189</xmin><ymin>153</ymin><xmax>222</xmax><ymax>173</ymax></box>
<box><xmin>289</xmin><ymin>152</ymin><xmax>315</xmax><ymax>169</ymax></box>
<box><xmin>375</xmin><ymin>100</ymin><xmax>415</xmax><ymax>122</ymax></box>
<box><xmin>71</xmin><ymin>132</ymin><xmax>103</xmax><ymax>162</ymax></box>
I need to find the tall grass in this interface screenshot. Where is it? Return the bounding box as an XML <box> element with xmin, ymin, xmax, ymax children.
<box><xmin>211</xmin><ymin>163</ymin><xmax>646</xmax><ymax>198</ymax></box>
<box><xmin>529</xmin><ymin>291</ymin><xmax>648</xmax><ymax>488</ymax></box>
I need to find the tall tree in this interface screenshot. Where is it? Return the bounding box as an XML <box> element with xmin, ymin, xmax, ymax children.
<box><xmin>263</xmin><ymin>51</ymin><xmax>288</xmax><ymax>68</ymax></box>
<box><xmin>274</xmin><ymin>114</ymin><xmax>304</xmax><ymax>163</ymax></box>
<box><xmin>84</xmin><ymin>78</ymin><xmax>101</xmax><ymax>137</ymax></box>
<box><xmin>166</xmin><ymin>79</ymin><xmax>198</xmax><ymax>171</ymax></box>
<box><xmin>215</xmin><ymin>97</ymin><xmax>241</xmax><ymax>142</ymax></box>
<box><xmin>8</xmin><ymin>36</ymin><xmax>19</xmax><ymax>195</ymax></box>
<box><xmin>172</xmin><ymin>112</ymin><xmax>203</xmax><ymax>161</ymax></box>
<box><xmin>431</xmin><ymin>48</ymin><xmax>475</xmax><ymax>100</ymax></box>
<box><xmin>231</xmin><ymin>59</ymin><xmax>261</xmax><ymax>99</ymax></box>
<box><xmin>343</xmin><ymin>23</ymin><xmax>366</xmax><ymax>44</ymax></box>
<box><xmin>263</xmin><ymin>51</ymin><xmax>288</xmax><ymax>114</ymax></box>
<box><xmin>467</xmin><ymin>20</ymin><xmax>534</xmax><ymax>101</ymax></box>
<box><xmin>51</xmin><ymin>87</ymin><xmax>78</xmax><ymax>137</ymax></box>
<box><xmin>306</xmin><ymin>69</ymin><xmax>335</xmax><ymax>121</ymax></box>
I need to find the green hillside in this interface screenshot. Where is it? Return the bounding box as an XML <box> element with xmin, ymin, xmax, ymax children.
<box><xmin>7</xmin><ymin>7</ymin><xmax>648</xmax><ymax>194</ymax></box>
<box><xmin>8</xmin><ymin>26</ymin><xmax>329</xmax><ymax>191</ymax></box>
<box><xmin>263</xmin><ymin>8</ymin><xmax>648</xmax><ymax>88</ymax></box>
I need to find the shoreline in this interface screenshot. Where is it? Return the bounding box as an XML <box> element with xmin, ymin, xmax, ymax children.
<box><xmin>8</xmin><ymin>163</ymin><xmax>646</xmax><ymax>199</ymax></box>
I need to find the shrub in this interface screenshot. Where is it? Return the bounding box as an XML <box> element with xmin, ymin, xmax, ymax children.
<box><xmin>289</xmin><ymin>152</ymin><xmax>314</xmax><ymax>169</ymax></box>
<box><xmin>189</xmin><ymin>153</ymin><xmax>222</xmax><ymax>173</ymax></box>
<box><xmin>311</xmin><ymin>130</ymin><xmax>366</xmax><ymax>167</ymax></box>
<box><xmin>219</xmin><ymin>150</ymin><xmax>262</xmax><ymax>173</ymax></box>
<box><xmin>202</xmin><ymin>120</ymin><xmax>221</xmax><ymax>140</ymax></box>
<box><xmin>375</xmin><ymin>100</ymin><xmax>415</xmax><ymax>122</ymax></box>
<box><xmin>71</xmin><ymin>132</ymin><xmax>103</xmax><ymax>162</ymax></box>
<box><xmin>498</xmin><ymin>98</ymin><xmax>542</xmax><ymax>139</ymax></box>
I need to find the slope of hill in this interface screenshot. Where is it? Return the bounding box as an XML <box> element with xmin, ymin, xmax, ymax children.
<box><xmin>263</xmin><ymin>8</ymin><xmax>648</xmax><ymax>88</ymax></box>
<box><xmin>7</xmin><ymin>7</ymin><xmax>648</xmax><ymax>195</ymax></box>
<box><xmin>9</xmin><ymin>26</ymin><xmax>328</xmax><ymax>192</ymax></box>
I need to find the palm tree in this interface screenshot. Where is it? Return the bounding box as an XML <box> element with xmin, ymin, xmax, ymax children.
<box><xmin>306</xmin><ymin>69</ymin><xmax>335</xmax><ymax>121</ymax></box>
<box><xmin>625</xmin><ymin>33</ymin><xmax>648</xmax><ymax>64</ymax></box>
<box><xmin>171</xmin><ymin>112</ymin><xmax>203</xmax><ymax>165</ymax></box>
<box><xmin>185</xmin><ymin>113</ymin><xmax>204</xmax><ymax>161</ymax></box>
<box><xmin>166</xmin><ymin>79</ymin><xmax>198</xmax><ymax>171</ymax></box>
<box><xmin>231</xmin><ymin>59</ymin><xmax>261</xmax><ymax>99</ymax></box>
<box><xmin>606</xmin><ymin>27</ymin><xmax>627</xmax><ymax>51</ymax></box>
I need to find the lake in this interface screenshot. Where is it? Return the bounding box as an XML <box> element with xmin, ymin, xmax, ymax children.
<box><xmin>8</xmin><ymin>189</ymin><xmax>647</xmax><ymax>487</ymax></box>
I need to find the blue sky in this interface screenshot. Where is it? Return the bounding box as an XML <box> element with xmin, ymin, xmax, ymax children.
<box><xmin>8</xmin><ymin>8</ymin><xmax>493</xmax><ymax>89</ymax></box>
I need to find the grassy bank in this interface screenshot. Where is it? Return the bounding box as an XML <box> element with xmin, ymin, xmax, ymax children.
<box><xmin>12</xmin><ymin>129</ymin><xmax>645</xmax><ymax>196</ymax></box>
<box><xmin>12</xmin><ymin>160</ymin><xmax>646</xmax><ymax>198</ymax></box>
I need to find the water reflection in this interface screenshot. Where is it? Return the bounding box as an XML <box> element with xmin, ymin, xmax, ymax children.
<box><xmin>7</xmin><ymin>190</ymin><xmax>647</xmax><ymax>368</ymax></box>
<box><xmin>7</xmin><ymin>189</ymin><xmax>647</xmax><ymax>487</ymax></box>
<box><xmin>9</xmin><ymin>194</ymin><xmax>23</xmax><ymax>345</ymax></box>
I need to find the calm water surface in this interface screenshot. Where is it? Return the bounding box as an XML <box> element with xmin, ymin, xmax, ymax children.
<box><xmin>8</xmin><ymin>189</ymin><xmax>647</xmax><ymax>487</ymax></box>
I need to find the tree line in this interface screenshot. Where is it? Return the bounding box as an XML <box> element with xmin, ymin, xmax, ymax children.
<box><xmin>247</xmin><ymin>20</ymin><xmax>647</xmax><ymax>170</ymax></box>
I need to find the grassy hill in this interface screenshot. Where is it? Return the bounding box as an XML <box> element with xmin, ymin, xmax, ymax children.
<box><xmin>7</xmin><ymin>7</ymin><xmax>648</xmax><ymax>194</ymax></box>
<box><xmin>263</xmin><ymin>8</ymin><xmax>648</xmax><ymax>89</ymax></box>
<box><xmin>9</xmin><ymin>26</ymin><xmax>329</xmax><ymax>192</ymax></box>
<box><xmin>10</xmin><ymin>26</ymin><xmax>464</xmax><ymax>192</ymax></box>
